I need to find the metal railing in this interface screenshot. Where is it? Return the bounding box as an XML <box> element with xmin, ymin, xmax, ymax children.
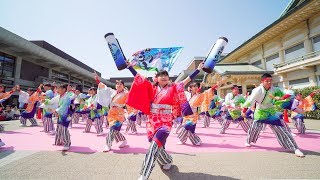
<box><xmin>274</xmin><ymin>50</ymin><xmax>320</xmax><ymax>68</ymax></box>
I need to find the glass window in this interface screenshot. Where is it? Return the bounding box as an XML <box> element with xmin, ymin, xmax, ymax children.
<box><xmin>314</xmin><ymin>35</ymin><xmax>320</xmax><ymax>44</ymax></box>
<box><xmin>70</xmin><ymin>76</ymin><xmax>82</xmax><ymax>84</ymax></box>
<box><xmin>52</xmin><ymin>70</ymin><xmax>69</xmax><ymax>82</ymax></box>
<box><xmin>0</xmin><ymin>51</ymin><xmax>15</xmax><ymax>78</ymax></box>
<box><xmin>265</xmin><ymin>53</ymin><xmax>280</xmax><ymax>71</ymax></box>
<box><xmin>284</xmin><ymin>43</ymin><xmax>305</xmax><ymax>61</ymax></box>
<box><xmin>84</xmin><ymin>81</ymin><xmax>92</xmax><ymax>87</ymax></box>
<box><xmin>252</xmin><ymin>60</ymin><xmax>262</xmax><ymax>68</ymax></box>
<box><xmin>289</xmin><ymin>77</ymin><xmax>309</xmax><ymax>85</ymax></box>
<box><xmin>313</xmin><ymin>34</ymin><xmax>320</xmax><ymax>52</ymax></box>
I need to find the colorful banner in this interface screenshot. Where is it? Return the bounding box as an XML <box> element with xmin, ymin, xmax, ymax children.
<box><xmin>130</xmin><ymin>47</ymin><xmax>183</xmax><ymax>72</ymax></box>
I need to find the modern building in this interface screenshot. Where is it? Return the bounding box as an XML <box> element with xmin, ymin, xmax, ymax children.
<box><xmin>0</xmin><ymin>27</ymin><xmax>112</xmax><ymax>92</ymax></box>
<box><xmin>182</xmin><ymin>0</ymin><xmax>320</xmax><ymax>97</ymax></box>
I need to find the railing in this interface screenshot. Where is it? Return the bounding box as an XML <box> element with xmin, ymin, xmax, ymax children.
<box><xmin>274</xmin><ymin>50</ymin><xmax>320</xmax><ymax>68</ymax></box>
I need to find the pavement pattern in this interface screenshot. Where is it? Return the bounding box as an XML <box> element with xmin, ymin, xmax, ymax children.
<box><xmin>1</xmin><ymin>119</ymin><xmax>320</xmax><ymax>179</ymax></box>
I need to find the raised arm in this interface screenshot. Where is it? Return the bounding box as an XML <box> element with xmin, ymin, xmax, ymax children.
<box><xmin>182</xmin><ymin>62</ymin><xmax>204</xmax><ymax>86</ymax></box>
<box><xmin>126</xmin><ymin>61</ymin><xmax>138</xmax><ymax>76</ymax></box>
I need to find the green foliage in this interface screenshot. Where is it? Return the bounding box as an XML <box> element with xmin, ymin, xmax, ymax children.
<box><xmin>294</xmin><ymin>86</ymin><xmax>320</xmax><ymax>119</ymax></box>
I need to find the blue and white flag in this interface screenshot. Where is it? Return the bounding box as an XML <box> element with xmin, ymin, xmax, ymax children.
<box><xmin>130</xmin><ymin>47</ymin><xmax>183</xmax><ymax>72</ymax></box>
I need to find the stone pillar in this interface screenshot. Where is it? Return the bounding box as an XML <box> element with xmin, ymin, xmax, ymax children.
<box><xmin>309</xmin><ymin>66</ymin><xmax>317</xmax><ymax>87</ymax></box>
<box><xmin>68</xmin><ymin>73</ymin><xmax>71</xmax><ymax>84</ymax></box>
<box><xmin>309</xmin><ymin>75</ymin><xmax>317</xmax><ymax>86</ymax></box>
<box><xmin>14</xmin><ymin>57</ymin><xmax>22</xmax><ymax>85</ymax></box>
<box><xmin>304</xmin><ymin>20</ymin><xmax>313</xmax><ymax>54</ymax></box>
<box><xmin>48</xmin><ymin>68</ymin><xmax>52</xmax><ymax>79</ymax></box>
<box><xmin>278</xmin><ymin>41</ymin><xmax>285</xmax><ymax>63</ymax></box>
<box><xmin>282</xmin><ymin>75</ymin><xmax>289</xmax><ymax>88</ymax></box>
<box><xmin>242</xmin><ymin>84</ymin><xmax>247</xmax><ymax>95</ymax></box>
<box><xmin>82</xmin><ymin>79</ymin><xmax>85</xmax><ymax>90</ymax></box>
<box><xmin>304</xmin><ymin>37</ymin><xmax>313</xmax><ymax>54</ymax></box>
<box><xmin>261</xmin><ymin>45</ymin><xmax>267</xmax><ymax>70</ymax></box>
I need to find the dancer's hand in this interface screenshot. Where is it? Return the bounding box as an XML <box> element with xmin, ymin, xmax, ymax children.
<box><xmin>197</xmin><ymin>62</ymin><xmax>204</xmax><ymax>70</ymax></box>
<box><xmin>15</xmin><ymin>85</ymin><xmax>21</xmax><ymax>91</ymax></box>
<box><xmin>126</xmin><ymin>60</ymin><xmax>133</xmax><ymax>68</ymax></box>
<box><xmin>241</xmin><ymin>112</ymin><xmax>246</xmax><ymax>118</ymax></box>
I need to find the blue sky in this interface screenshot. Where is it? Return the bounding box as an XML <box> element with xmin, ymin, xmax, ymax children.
<box><xmin>0</xmin><ymin>0</ymin><xmax>290</xmax><ymax>79</ymax></box>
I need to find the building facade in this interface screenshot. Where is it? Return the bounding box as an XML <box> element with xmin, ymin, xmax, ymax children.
<box><xmin>0</xmin><ymin>27</ymin><xmax>111</xmax><ymax>92</ymax></box>
<box><xmin>203</xmin><ymin>0</ymin><xmax>320</xmax><ymax>96</ymax></box>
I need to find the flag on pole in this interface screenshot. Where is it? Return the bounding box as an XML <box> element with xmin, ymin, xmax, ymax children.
<box><xmin>130</xmin><ymin>47</ymin><xmax>183</xmax><ymax>72</ymax></box>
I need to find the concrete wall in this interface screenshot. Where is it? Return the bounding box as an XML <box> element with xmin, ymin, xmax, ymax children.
<box><xmin>20</xmin><ymin>59</ymin><xmax>49</xmax><ymax>81</ymax></box>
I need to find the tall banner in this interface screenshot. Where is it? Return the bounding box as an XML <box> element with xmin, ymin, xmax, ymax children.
<box><xmin>104</xmin><ymin>33</ymin><xmax>128</xmax><ymax>70</ymax></box>
<box><xmin>203</xmin><ymin>37</ymin><xmax>228</xmax><ymax>73</ymax></box>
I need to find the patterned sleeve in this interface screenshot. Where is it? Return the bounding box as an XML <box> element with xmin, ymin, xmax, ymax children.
<box><xmin>242</xmin><ymin>87</ymin><xmax>261</xmax><ymax>108</ymax></box>
<box><xmin>126</xmin><ymin>73</ymin><xmax>153</xmax><ymax>114</ymax></box>
<box><xmin>174</xmin><ymin>82</ymin><xmax>193</xmax><ymax>117</ymax></box>
<box><xmin>200</xmin><ymin>89</ymin><xmax>213</xmax><ymax>112</ymax></box>
<box><xmin>97</xmin><ymin>82</ymin><xmax>114</xmax><ymax>107</ymax></box>
<box><xmin>18</xmin><ymin>91</ymin><xmax>29</xmax><ymax>103</ymax></box>
<box><xmin>56</xmin><ymin>95</ymin><xmax>71</xmax><ymax>117</ymax></box>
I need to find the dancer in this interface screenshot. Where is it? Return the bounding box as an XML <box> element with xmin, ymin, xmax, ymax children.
<box><xmin>290</xmin><ymin>90</ymin><xmax>318</xmax><ymax>134</ymax></box>
<box><xmin>125</xmin><ymin>105</ymin><xmax>138</xmax><ymax>134</ymax></box>
<box><xmin>53</xmin><ymin>84</ymin><xmax>72</xmax><ymax>151</ymax></box>
<box><xmin>126</xmin><ymin>61</ymin><xmax>203</xmax><ymax>180</ymax></box>
<box><xmin>18</xmin><ymin>85</ymin><xmax>42</xmax><ymax>127</ymax></box>
<box><xmin>177</xmin><ymin>82</ymin><xmax>220</xmax><ymax>145</ymax></box>
<box><xmin>242</xmin><ymin>73</ymin><xmax>305</xmax><ymax>157</ymax></box>
<box><xmin>41</xmin><ymin>83</ymin><xmax>55</xmax><ymax>134</ymax></box>
<box><xmin>220</xmin><ymin>85</ymin><xmax>250</xmax><ymax>134</ymax></box>
<box><xmin>97</xmin><ymin>77</ymin><xmax>128</xmax><ymax>152</ymax></box>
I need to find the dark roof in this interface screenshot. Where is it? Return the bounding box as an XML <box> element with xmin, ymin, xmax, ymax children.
<box><xmin>220</xmin><ymin>0</ymin><xmax>311</xmax><ymax>63</ymax></box>
<box><xmin>30</xmin><ymin>40</ymin><xmax>101</xmax><ymax>76</ymax></box>
<box><xmin>280</xmin><ymin>0</ymin><xmax>305</xmax><ymax>17</ymax></box>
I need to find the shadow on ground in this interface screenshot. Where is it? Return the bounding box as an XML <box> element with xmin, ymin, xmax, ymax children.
<box><xmin>162</xmin><ymin>165</ymin><xmax>240</xmax><ymax>180</ymax></box>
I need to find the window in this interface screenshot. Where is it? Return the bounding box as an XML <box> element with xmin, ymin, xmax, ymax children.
<box><xmin>289</xmin><ymin>77</ymin><xmax>309</xmax><ymax>85</ymax></box>
<box><xmin>285</xmin><ymin>43</ymin><xmax>304</xmax><ymax>54</ymax></box>
<box><xmin>313</xmin><ymin>34</ymin><xmax>320</xmax><ymax>52</ymax></box>
<box><xmin>252</xmin><ymin>60</ymin><xmax>262</xmax><ymax>68</ymax></box>
<box><xmin>265</xmin><ymin>53</ymin><xmax>280</xmax><ymax>70</ymax></box>
<box><xmin>284</xmin><ymin>43</ymin><xmax>305</xmax><ymax>62</ymax></box>
<box><xmin>266</xmin><ymin>53</ymin><xmax>279</xmax><ymax>62</ymax></box>
<box><xmin>0</xmin><ymin>52</ymin><xmax>16</xmax><ymax>78</ymax></box>
<box><xmin>314</xmin><ymin>35</ymin><xmax>320</xmax><ymax>44</ymax></box>
<box><xmin>52</xmin><ymin>70</ymin><xmax>69</xmax><ymax>82</ymax></box>
<box><xmin>21</xmin><ymin>60</ymin><xmax>49</xmax><ymax>81</ymax></box>
<box><xmin>84</xmin><ymin>81</ymin><xmax>92</xmax><ymax>88</ymax></box>
<box><xmin>70</xmin><ymin>76</ymin><xmax>82</xmax><ymax>84</ymax></box>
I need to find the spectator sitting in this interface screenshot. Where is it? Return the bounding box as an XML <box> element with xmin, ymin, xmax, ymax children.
<box><xmin>2</xmin><ymin>105</ymin><xmax>19</xmax><ymax>121</ymax></box>
<box><xmin>0</xmin><ymin>107</ymin><xmax>4</xmax><ymax>121</ymax></box>
<box><xmin>12</xmin><ymin>106</ymin><xmax>21</xmax><ymax>119</ymax></box>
